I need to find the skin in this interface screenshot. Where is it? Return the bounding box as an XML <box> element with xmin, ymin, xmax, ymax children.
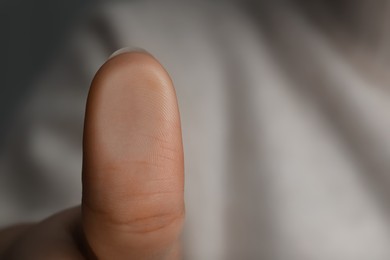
<box><xmin>0</xmin><ymin>51</ymin><xmax>185</xmax><ymax>259</ymax></box>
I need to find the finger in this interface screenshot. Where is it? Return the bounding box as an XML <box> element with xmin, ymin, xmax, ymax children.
<box><xmin>0</xmin><ymin>223</ymin><xmax>34</xmax><ymax>257</ymax></box>
<box><xmin>81</xmin><ymin>50</ymin><xmax>185</xmax><ymax>259</ymax></box>
<box><xmin>1</xmin><ymin>207</ymin><xmax>84</xmax><ymax>260</ymax></box>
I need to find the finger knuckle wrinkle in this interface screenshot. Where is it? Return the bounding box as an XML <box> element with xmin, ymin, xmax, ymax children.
<box><xmin>107</xmin><ymin>211</ymin><xmax>184</xmax><ymax>235</ymax></box>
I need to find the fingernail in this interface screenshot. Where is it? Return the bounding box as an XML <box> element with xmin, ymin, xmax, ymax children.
<box><xmin>108</xmin><ymin>47</ymin><xmax>149</xmax><ymax>60</ymax></box>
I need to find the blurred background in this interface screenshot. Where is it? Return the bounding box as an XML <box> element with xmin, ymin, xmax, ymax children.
<box><xmin>2</xmin><ymin>0</ymin><xmax>390</xmax><ymax>259</ymax></box>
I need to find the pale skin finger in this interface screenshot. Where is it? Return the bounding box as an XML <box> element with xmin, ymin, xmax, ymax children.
<box><xmin>0</xmin><ymin>50</ymin><xmax>185</xmax><ymax>260</ymax></box>
<box><xmin>0</xmin><ymin>207</ymin><xmax>84</xmax><ymax>259</ymax></box>
<box><xmin>81</xmin><ymin>50</ymin><xmax>185</xmax><ymax>259</ymax></box>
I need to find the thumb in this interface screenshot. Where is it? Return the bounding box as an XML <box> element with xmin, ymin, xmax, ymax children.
<box><xmin>81</xmin><ymin>50</ymin><xmax>184</xmax><ymax>259</ymax></box>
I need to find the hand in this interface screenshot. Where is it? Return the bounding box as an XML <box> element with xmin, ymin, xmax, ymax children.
<box><xmin>0</xmin><ymin>50</ymin><xmax>185</xmax><ymax>259</ymax></box>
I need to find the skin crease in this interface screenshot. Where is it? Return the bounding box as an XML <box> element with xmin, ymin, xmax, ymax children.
<box><xmin>0</xmin><ymin>51</ymin><xmax>185</xmax><ymax>260</ymax></box>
